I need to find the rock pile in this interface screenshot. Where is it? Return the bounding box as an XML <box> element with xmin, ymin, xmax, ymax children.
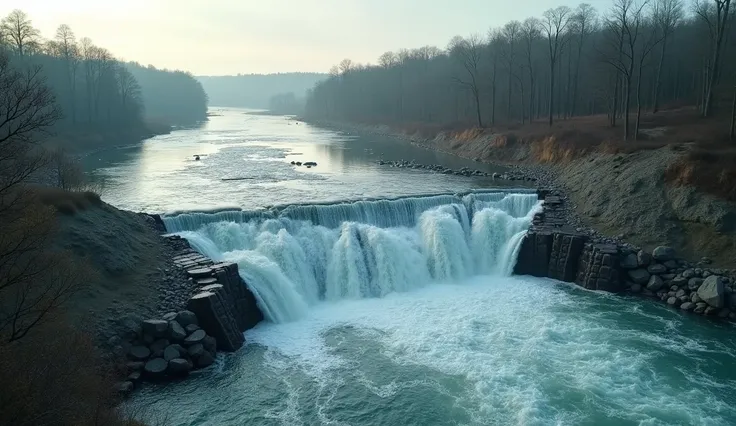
<box><xmin>115</xmin><ymin>310</ymin><xmax>217</xmax><ymax>396</ymax></box>
<box><xmin>375</xmin><ymin>159</ymin><xmax>534</xmax><ymax>181</ymax></box>
<box><xmin>622</xmin><ymin>248</ymin><xmax>736</xmax><ymax>318</ymax></box>
<box><xmin>516</xmin><ymin>190</ymin><xmax>736</xmax><ymax>322</ymax></box>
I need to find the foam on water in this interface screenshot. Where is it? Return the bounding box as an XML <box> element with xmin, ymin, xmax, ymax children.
<box><xmin>243</xmin><ymin>276</ymin><xmax>736</xmax><ymax>425</ymax></box>
<box><xmin>167</xmin><ymin>192</ymin><xmax>542</xmax><ymax>323</ymax></box>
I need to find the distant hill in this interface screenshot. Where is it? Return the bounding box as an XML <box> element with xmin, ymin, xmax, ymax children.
<box><xmin>197</xmin><ymin>73</ymin><xmax>327</xmax><ymax>108</ymax></box>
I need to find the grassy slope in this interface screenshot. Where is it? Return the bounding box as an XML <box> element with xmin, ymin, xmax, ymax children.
<box><xmin>38</xmin><ymin>188</ymin><xmax>167</xmax><ymax>340</ymax></box>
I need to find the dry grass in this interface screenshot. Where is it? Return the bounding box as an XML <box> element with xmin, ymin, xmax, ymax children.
<box><xmin>32</xmin><ymin>186</ymin><xmax>103</xmax><ymax>215</ymax></box>
<box><xmin>665</xmin><ymin>147</ymin><xmax>736</xmax><ymax>202</ymax></box>
<box><xmin>0</xmin><ymin>321</ymin><xmax>152</xmax><ymax>426</ymax></box>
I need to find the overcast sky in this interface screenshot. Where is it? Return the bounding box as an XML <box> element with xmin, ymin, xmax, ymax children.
<box><xmin>2</xmin><ymin>0</ymin><xmax>613</xmax><ymax>76</ymax></box>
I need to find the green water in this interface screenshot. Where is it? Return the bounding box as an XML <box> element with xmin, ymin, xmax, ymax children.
<box><xmin>132</xmin><ymin>276</ymin><xmax>736</xmax><ymax>426</ymax></box>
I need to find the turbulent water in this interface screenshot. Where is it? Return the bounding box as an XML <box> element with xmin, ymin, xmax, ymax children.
<box><xmin>164</xmin><ymin>191</ymin><xmax>540</xmax><ymax>323</ymax></box>
<box><xmin>100</xmin><ymin>110</ymin><xmax>736</xmax><ymax>426</ymax></box>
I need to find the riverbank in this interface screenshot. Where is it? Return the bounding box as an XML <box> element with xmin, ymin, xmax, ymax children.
<box><xmin>304</xmin><ymin>116</ymin><xmax>736</xmax><ymax>269</ymax></box>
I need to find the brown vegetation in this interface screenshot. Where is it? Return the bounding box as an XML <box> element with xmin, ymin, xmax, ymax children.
<box><xmin>0</xmin><ymin>321</ymin><xmax>160</xmax><ymax>426</ymax></box>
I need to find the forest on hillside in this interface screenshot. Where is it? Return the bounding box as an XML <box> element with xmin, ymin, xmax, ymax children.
<box><xmin>0</xmin><ymin>9</ymin><xmax>208</xmax><ymax>145</ymax></box>
<box><xmin>305</xmin><ymin>0</ymin><xmax>736</xmax><ymax>141</ymax></box>
<box><xmin>198</xmin><ymin>73</ymin><xmax>325</xmax><ymax>108</ymax></box>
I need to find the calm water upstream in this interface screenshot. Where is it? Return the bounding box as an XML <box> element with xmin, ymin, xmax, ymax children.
<box><xmin>85</xmin><ymin>108</ymin><xmax>736</xmax><ymax>426</ymax></box>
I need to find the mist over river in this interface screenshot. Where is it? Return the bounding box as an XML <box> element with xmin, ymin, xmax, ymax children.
<box><xmin>85</xmin><ymin>109</ymin><xmax>736</xmax><ymax>426</ymax></box>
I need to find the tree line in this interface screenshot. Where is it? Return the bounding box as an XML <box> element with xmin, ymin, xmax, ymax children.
<box><xmin>304</xmin><ymin>0</ymin><xmax>736</xmax><ymax>141</ymax></box>
<box><xmin>0</xmin><ymin>9</ymin><xmax>208</xmax><ymax>140</ymax></box>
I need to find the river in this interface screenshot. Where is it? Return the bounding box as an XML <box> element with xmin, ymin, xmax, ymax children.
<box><xmin>86</xmin><ymin>108</ymin><xmax>736</xmax><ymax>426</ymax></box>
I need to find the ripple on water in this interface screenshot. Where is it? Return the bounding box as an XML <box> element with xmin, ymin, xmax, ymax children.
<box><xmin>131</xmin><ymin>276</ymin><xmax>736</xmax><ymax>426</ymax></box>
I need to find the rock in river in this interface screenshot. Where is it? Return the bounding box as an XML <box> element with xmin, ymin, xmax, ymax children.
<box><xmin>628</xmin><ymin>269</ymin><xmax>651</xmax><ymax>285</ymax></box>
<box><xmin>647</xmin><ymin>275</ymin><xmax>664</xmax><ymax>292</ymax></box>
<box><xmin>144</xmin><ymin>358</ymin><xmax>168</xmax><ymax>378</ymax></box>
<box><xmin>184</xmin><ymin>329</ymin><xmax>206</xmax><ymax>345</ymax></box>
<box><xmin>168</xmin><ymin>320</ymin><xmax>186</xmax><ymax>341</ymax></box>
<box><xmin>697</xmin><ymin>276</ymin><xmax>726</xmax><ymax>308</ymax></box>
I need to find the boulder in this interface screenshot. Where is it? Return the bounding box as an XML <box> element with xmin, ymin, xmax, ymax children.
<box><xmin>126</xmin><ymin>361</ymin><xmax>145</xmax><ymax>372</ymax></box>
<box><xmin>691</xmin><ymin>292</ymin><xmax>703</xmax><ymax>303</ymax></box>
<box><xmin>176</xmin><ymin>311</ymin><xmax>198</xmax><ymax>327</ymax></box>
<box><xmin>115</xmin><ymin>381</ymin><xmax>134</xmax><ymax>397</ymax></box>
<box><xmin>694</xmin><ymin>268</ymin><xmax>703</xmax><ymax>277</ymax></box>
<box><xmin>185</xmin><ymin>324</ymin><xmax>200</xmax><ymax>334</ymax></box>
<box><xmin>637</xmin><ymin>250</ymin><xmax>652</xmax><ymax>267</ymax></box>
<box><xmin>142</xmin><ymin>334</ymin><xmax>155</xmax><ymax>345</ymax></box>
<box><xmin>164</xmin><ymin>345</ymin><xmax>182</xmax><ymax>362</ymax></box>
<box><xmin>149</xmin><ymin>339</ymin><xmax>170</xmax><ymax>354</ymax></box>
<box><xmin>663</xmin><ymin>260</ymin><xmax>679</xmax><ymax>270</ymax></box>
<box><xmin>629</xmin><ymin>269</ymin><xmax>651</xmax><ymax>285</ymax></box>
<box><xmin>197</xmin><ymin>350</ymin><xmax>215</xmax><ymax>368</ymax></box>
<box><xmin>694</xmin><ymin>303</ymin><xmax>708</xmax><ymax>314</ymax></box>
<box><xmin>184</xmin><ymin>329</ymin><xmax>206</xmax><ymax>345</ymax></box>
<box><xmin>646</xmin><ymin>275</ymin><xmax>665</xmax><ymax>292</ymax></box>
<box><xmin>688</xmin><ymin>278</ymin><xmax>704</xmax><ymax>291</ymax></box>
<box><xmin>168</xmin><ymin>321</ymin><xmax>186</xmax><ymax>341</ymax></box>
<box><xmin>620</xmin><ymin>253</ymin><xmax>638</xmax><ymax>269</ymax></box>
<box><xmin>127</xmin><ymin>371</ymin><xmax>142</xmax><ymax>382</ymax></box>
<box><xmin>163</xmin><ymin>312</ymin><xmax>177</xmax><ymax>321</ymax></box>
<box><xmin>647</xmin><ymin>264</ymin><xmax>668</xmax><ymax>275</ymax></box>
<box><xmin>698</xmin><ymin>276</ymin><xmax>726</xmax><ymax>308</ymax></box>
<box><xmin>203</xmin><ymin>336</ymin><xmax>217</xmax><ymax>353</ymax></box>
<box><xmin>662</xmin><ymin>273</ymin><xmax>676</xmax><ymax>281</ymax></box>
<box><xmin>672</xmin><ymin>276</ymin><xmax>688</xmax><ymax>287</ymax></box>
<box><xmin>142</xmin><ymin>320</ymin><xmax>168</xmax><ymax>338</ymax></box>
<box><xmin>187</xmin><ymin>343</ymin><xmax>204</xmax><ymax>359</ymax></box>
<box><xmin>143</xmin><ymin>358</ymin><xmax>168</xmax><ymax>378</ymax></box>
<box><xmin>703</xmin><ymin>270</ymin><xmax>713</xmax><ymax>278</ymax></box>
<box><xmin>167</xmin><ymin>358</ymin><xmax>191</xmax><ymax>376</ymax></box>
<box><xmin>680</xmin><ymin>302</ymin><xmax>695</xmax><ymax>311</ymax></box>
<box><xmin>652</xmin><ymin>246</ymin><xmax>676</xmax><ymax>261</ymax></box>
<box><xmin>705</xmin><ymin>306</ymin><xmax>718</xmax><ymax>316</ymax></box>
<box><xmin>683</xmin><ymin>269</ymin><xmax>696</xmax><ymax>279</ymax></box>
<box><xmin>675</xmin><ymin>289</ymin><xmax>687</xmax><ymax>298</ymax></box>
<box><xmin>128</xmin><ymin>346</ymin><xmax>151</xmax><ymax>361</ymax></box>
<box><xmin>667</xmin><ymin>297</ymin><xmax>680</xmax><ymax>306</ymax></box>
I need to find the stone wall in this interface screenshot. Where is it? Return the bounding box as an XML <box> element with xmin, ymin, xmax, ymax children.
<box><xmin>515</xmin><ymin>189</ymin><xmax>736</xmax><ymax>322</ymax></box>
<box><xmin>172</xmin><ymin>247</ymin><xmax>264</xmax><ymax>351</ymax></box>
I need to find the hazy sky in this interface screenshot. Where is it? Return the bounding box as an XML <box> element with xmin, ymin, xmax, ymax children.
<box><xmin>2</xmin><ymin>0</ymin><xmax>613</xmax><ymax>76</ymax></box>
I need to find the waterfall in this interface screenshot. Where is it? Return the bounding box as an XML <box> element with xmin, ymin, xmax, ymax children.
<box><xmin>163</xmin><ymin>191</ymin><xmax>542</xmax><ymax>323</ymax></box>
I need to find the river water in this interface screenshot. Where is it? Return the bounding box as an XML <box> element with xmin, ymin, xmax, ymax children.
<box><xmin>86</xmin><ymin>108</ymin><xmax>736</xmax><ymax>426</ymax></box>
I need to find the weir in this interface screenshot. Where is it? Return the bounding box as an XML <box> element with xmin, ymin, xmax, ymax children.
<box><xmin>163</xmin><ymin>190</ymin><xmax>544</xmax><ymax>325</ymax></box>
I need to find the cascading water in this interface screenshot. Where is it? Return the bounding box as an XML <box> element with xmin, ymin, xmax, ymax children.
<box><xmin>165</xmin><ymin>191</ymin><xmax>542</xmax><ymax>323</ymax></box>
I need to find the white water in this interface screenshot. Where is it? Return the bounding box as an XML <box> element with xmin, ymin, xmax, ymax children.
<box><xmin>165</xmin><ymin>192</ymin><xmax>542</xmax><ymax>323</ymax></box>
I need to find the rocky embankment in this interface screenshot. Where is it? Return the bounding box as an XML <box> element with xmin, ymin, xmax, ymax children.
<box><xmin>374</xmin><ymin>159</ymin><xmax>533</xmax><ymax>182</ymax></box>
<box><xmin>516</xmin><ymin>190</ymin><xmax>736</xmax><ymax>321</ymax></box>
<box><xmin>308</xmin><ymin>120</ymin><xmax>736</xmax><ymax>267</ymax></box>
<box><xmin>108</xmin><ymin>231</ymin><xmax>264</xmax><ymax>396</ymax></box>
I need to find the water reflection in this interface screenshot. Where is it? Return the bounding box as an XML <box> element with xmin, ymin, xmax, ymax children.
<box><xmin>84</xmin><ymin>108</ymin><xmax>529</xmax><ymax>213</ymax></box>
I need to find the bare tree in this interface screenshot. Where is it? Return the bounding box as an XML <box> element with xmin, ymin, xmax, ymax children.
<box><xmin>571</xmin><ymin>4</ymin><xmax>598</xmax><ymax>116</ymax></box>
<box><xmin>542</xmin><ymin>6</ymin><xmax>573</xmax><ymax>126</ymax></box>
<box><xmin>601</xmin><ymin>0</ymin><xmax>650</xmax><ymax>140</ymax></box>
<box><xmin>521</xmin><ymin>18</ymin><xmax>542</xmax><ymax>121</ymax></box>
<box><xmin>635</xmin><ymin>15</ymin><xmax>665</xmax><ymax>139</ymax></box>
<box><xmin>450</xmin><ymin>34</ymin><xmax>484</xmax><ymax>127</ymax></box>
<box><xmin>651</xmin><ymin>0</ymin><xmax>683</xmax><ymax>113</ymax></box>
<box><xmin>501</xmin><ymin>21</ymin><xmax>522</xmax><ymax>121</ymax></box>
<box><xmin>378</xmin><ymin>51</ymin><xmax>398</xmax><ymax>68</ymax></box>
<box><xmin>339</xmin><ymin>58</ymin><xmax>354</xmax><ymax>75</ymax></box>
<box><xmin>54</xmin><ymin>24</ymin><xmax>79</xmax><ymax>123</ymax></box>
<box><xmin>695</xmin><ymin>0</ymin><xmax>732</xmax><ymax>117</ymax></box>
<box><xmin>0</xmin><ymin>50</ymin><xmax>81</xmax><ymax>344</ymax></box>
<box><xmin>0</xmin><ymin>10</ymin><xmax>40</xmax><ymax>57</ymax></box>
